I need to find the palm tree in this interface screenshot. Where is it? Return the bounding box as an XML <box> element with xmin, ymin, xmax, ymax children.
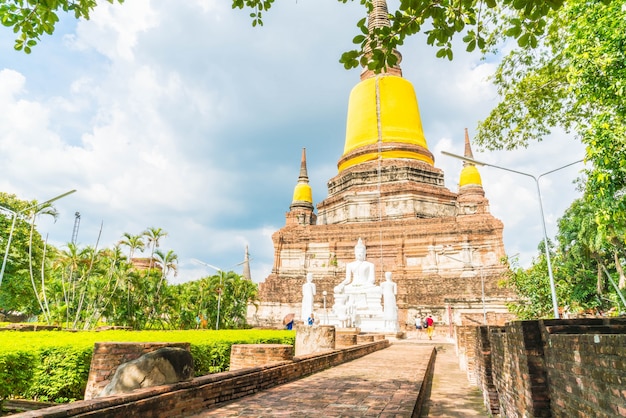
<box><xmin>143</xmin><ymin>227</ymin><xmax>168</xmax><ymax>270</ymax></box>
<box><xmin>154</xmin><ymin>249</ymin><xmax>178</xmax><ymax>285</ymax></box>
<box><xmin>148</xmin><ymin>249</ymin><xmax>178</xmax><ymax>327</ymax></box>
<box><xmin>118</xmin><ymin>232</ymin><xmax>145</xmax><ymax>260</ymax></box>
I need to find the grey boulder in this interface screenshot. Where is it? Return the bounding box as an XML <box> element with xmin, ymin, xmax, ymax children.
<box><xmin>98</xmin><ymin>347</ymin><xmax>194</xmax><ymax>397</ymax></box>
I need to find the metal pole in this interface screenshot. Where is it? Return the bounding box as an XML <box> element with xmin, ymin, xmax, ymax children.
<box><xmin>0</xmin><ymin>212</ymin><xmax>17</xmax><ymax>287</ymax></box>
<box><xmin>216</xmin><ymin>271</ymin><xmax>222</xmax><ymax>330</ymax></box>
<box><xmin>532</xmin><ymin>177</ymin><xmax>559</xmax><ymax>319</ymax></box>
<box><xmin>442</xmin><ymin>151</ymin><xmax>583</xmax><ymax>319</ymax></box>
<box><xmin>322</xmin><ymin>290</ymin><xmax>327</xmax><ymax>325</ymax></box>
<box><xmin>480</xmin><ymin>266</ymin><xmax>486</xmax><ymax>324</ymax></box>
<box><xmin>192</xmin><ymin>258</ymin><xmax>224</xmax><ymax>330</ymax></box>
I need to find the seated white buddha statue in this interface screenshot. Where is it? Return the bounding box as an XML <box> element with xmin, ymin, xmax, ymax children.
<box><xmin>334</xmin><ymin>238</ymin><xmax>382</xmax><ymax>310</ymax></box>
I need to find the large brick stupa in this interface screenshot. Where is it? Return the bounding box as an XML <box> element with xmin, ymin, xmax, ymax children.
<box><xmin>252</xmin><ymin>0</ymin><xmax>515</xmax><ymax>329</ymax></box>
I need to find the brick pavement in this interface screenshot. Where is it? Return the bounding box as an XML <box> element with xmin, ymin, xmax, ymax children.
<box><xmin>185</xmin><ymin>336</ymin><xmax>489</xmax><ymax>418</ymax></box>
<box><xmin>417</xmin><ymin>340</ymin><xmax>488</xmax><ymax>417</ymax></box>
<box><xmin>188</xmin><ymin>334</ymin><xmax>489</xmax><ymax>418</ymax></box>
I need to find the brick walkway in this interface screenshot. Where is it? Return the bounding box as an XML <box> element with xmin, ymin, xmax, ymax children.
<box><xmin>188</xmin><ymin>335</ymin><xmax>488</xmax><ymax>417</ymax></box>
<box><xmin>418</xmin><ymin>341</ymin><xmax>488</xmax><ymax>417</ymax></box>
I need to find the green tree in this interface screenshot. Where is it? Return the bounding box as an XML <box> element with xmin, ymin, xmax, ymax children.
<box><xmin>503</xmin><ymin>247</ymin><xmax>556</xmax><ymax>319</ymax></box>
<box><xmin>0</xmin><ymin>193</ymin><xmax>48</xmax><ymax>315</ymax></box>
<box><xmin>0</xmin><ymin>0</ymin><xmax>124</xmax><ymax>53</ymax></box>
<box><xmin>476</xmin><ymin>1</ymin><xmax>625</xmax><ymax>196</ymax></box>
<box><xmin>474</xmin><ymin>0</ymin><xmax>626</xmax><ymax>308</ymax></box>
<box><xmin>504</xmin><ymin>196</ymin><xmax>626</xmax><ymax>318</ymax></box>
<box><xmin>170</xmin><ymin>271</ymin><xmax>259</xmax><ymax>330</ymax></box>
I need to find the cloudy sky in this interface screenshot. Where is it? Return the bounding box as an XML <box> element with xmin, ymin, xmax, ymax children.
<box><xmin>0</xmin><ymin>0</ymin><xmax>586</xmax><ymax>284</ymax></box>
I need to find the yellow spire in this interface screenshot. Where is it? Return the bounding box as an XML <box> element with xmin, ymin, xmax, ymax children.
<box><xmin>291</xmin><ymin>148</ymin><xmax>313</xmax><ymax>209</ymax></box>
<box><xmin>459</xmin><ymin>128</ymin><xmax>483</xmax><ymax>188</ymax></box>
<box><xmin>337</xmin><ymin>0</ymin><xmax>433</xmax><ymax>172</ymax></box>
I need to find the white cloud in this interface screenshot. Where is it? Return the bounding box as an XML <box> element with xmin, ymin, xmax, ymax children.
<box><xmin>0</xmin><ymin>1</ymin><xmax>585</xmax><ymax>285</ymax></box>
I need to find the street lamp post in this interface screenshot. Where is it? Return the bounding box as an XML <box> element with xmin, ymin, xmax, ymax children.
<box><xmin>322</xmin><ymin>290</ymin><xmax>328</xmax><ymax>325</ymax></box>
<box><xmin>442</xmin><ymin>252</ymin><xmax>486</xmax><ymax>324</ymax></box>
<box><xmin>442</xmin><ymin>150</ymin><xmax>583</xmax><ymax>319</ymax></box>
<box><xmin>0</xmin><ymin>189</ymin><xmax>76</xmax><ymax>287</ymax></box>
<box><xmin>192</xmin><ymin>259</ymin><xmax>224</xmax><ymax>330</ymax></box>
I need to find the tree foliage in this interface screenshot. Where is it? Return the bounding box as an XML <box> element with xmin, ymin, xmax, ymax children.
<box><xmin>233</xmin><ymin>0</ymin><xmax>567</xmax><ymax>71</ymax></box>
<box><xmin>0</xmin><ymin>0</ymin><xmax>124</xmax><ymax>53</ymax></box>
<box><xmin>476</xmin><ymin>0</ymin><xmax>619</xmax><ymax>152</ymax></box>
<box><xmin>3</xmin><ymin>0</ymin><xmax>567</xmax><ymax>70</ymax></box>
<box><xmin>474</xmin><ymin>1</ymin><xmax>626</xmax><ymax>319</ymax></box>
<box><xmin>503</xmin><ymin>196</ymin><xmax>626</xmax><ymax>319</ymax></box>
<box><xmin>1</xmin><ymin>210</ymin><xmax>259</xmax><ymax>330</ymax></box>
<box><xmin>0</xmin><ymin>193</ymin><xmax>49</xmax><ymax>315</ymax></box>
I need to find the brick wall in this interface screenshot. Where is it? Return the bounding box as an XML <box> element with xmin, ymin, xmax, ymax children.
<box><xmin>84</xmin><ymin>342</ymin><xmax>190</xmax><ymax>400</ymax></box>
<box><xmin>14</xmin><ymin>340</ymin><xmax>390</xmax><ymax>418</ymax></box>
<box><xmin>230</xmin><ymin>344</ymin><xmax>294</xmax><ymax>370</ymax></box>
<box><xmin>482</xmin><ymin>321</ymin><xmax>551</xmax><ymax>417</ymax></box>
<box><xmin>542</xmin><ymin>318</ymin><xmax>626</xmax><ymax>418</ymax></box>
<box><xmin>469</xmin><ymin>318</ymin><xmax>626</xmax><ymax>417</ymax></box>
<box><xmin>454</xmin><ymin>325</ymin><xmax>478</xmax><ymax>383</ymax></box>
<box><xmin>474</xmin><ymin>326</ymin><xmax>500</xmax><ymax>415</ymax></box>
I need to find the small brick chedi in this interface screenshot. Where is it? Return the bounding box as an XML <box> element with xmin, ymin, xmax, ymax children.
<box><xmin>254</xmin><ymin>0</ymin><xmax>514</xmax><ymax>330</ymax></box>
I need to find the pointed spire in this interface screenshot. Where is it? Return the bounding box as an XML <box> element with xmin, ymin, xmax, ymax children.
<box><xmin>360</xmin><ymin>0</ymin><xmax>402</xmax><ymax>80</ymax></box>
<box><xmin>459</xmin><ymin>129</ymin><xmax>483</xmax><ymax>189</ymax></box>
<box><xmin>290</xmin><ymin>148</ymin><xmax>314</xmax><ymax>211</ymax></box>
<box><xmin>298</xmin><ymin>148</ymin><xmax>309</xmax><ymax>183</ymax></box>
<box><xmin>242</xmin><ymin>245</ymin><xmax>251</xmax><ymax>281</ymax></box>
<box><xmin>463</xmin><ymin>128</ymin><xmax>475</xmax><ymax>161</ymax></box>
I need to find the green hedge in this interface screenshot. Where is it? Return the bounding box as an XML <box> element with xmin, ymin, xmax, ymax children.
<box><xmin>0</xmin><ymin>329</ymin><xmax>294</xmax><ymax>403</ymax></box>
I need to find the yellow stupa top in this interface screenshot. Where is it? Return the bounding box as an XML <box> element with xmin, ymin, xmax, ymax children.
<box><xmin>292</xmin><ymin>182</ymin><xmax>313</xmax><ymax>203</ymax></box>
<box><xmin>459</xmin><ymin>128</ymin><xmax>483</xmax><ymax>188</ymax></box>
<box><xmin>291</xmin><ymin>148</ymin><xmax>313</xmax><ymax>206</ymax></box>
<box><xmin>338</xmin><ymin>0</ymin><xmax>433</xmax><ymax>172</ymax></box>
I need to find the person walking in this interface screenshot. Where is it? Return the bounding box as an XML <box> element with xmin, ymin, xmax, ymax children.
<box><xmin>414</xmin><ymin>315</ymin><xmax>423</xmax><ymax>338</ymax></box>
<box><xmin>426</xmin><ymin>314</ymin><xmax>435</xmax><ymax>340</ymax></box>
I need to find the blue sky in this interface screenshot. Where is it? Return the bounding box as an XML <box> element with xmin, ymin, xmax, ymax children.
<box><xmin>0</xmin><ymin>0</ymin><xmax>586</xmax><ymax>283</ymax></box>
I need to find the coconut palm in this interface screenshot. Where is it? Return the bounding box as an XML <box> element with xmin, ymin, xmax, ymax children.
<box><xmin>143</xmin><ymin>227</ymin><xmax>168</xmax><ymax>270</ymax></box>
<box><xmin>118</xmin><ymin>232</ymin><xmax>145</xmax><ymax>260</ymax></box>
<box><xmin>148</xmin><ymin>248</ymin><xmax>178</xmax><ymax>327</ymax></box>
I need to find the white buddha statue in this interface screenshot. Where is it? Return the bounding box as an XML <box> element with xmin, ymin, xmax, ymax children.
<box><xmin>301</xmin><ymin>273</ymin><xmax>316</xmax><ymax>322</ymax></box>
<box><xmin>334</xmin><ymin>238</ymin><xmax>382</xmax><ymax>311</ymax></box>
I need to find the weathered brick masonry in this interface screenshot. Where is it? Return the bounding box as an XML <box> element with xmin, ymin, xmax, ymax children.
<box><xmin>13</xmin><ymin>340</ymin><xmax>389</xmax><ymax>418</ymax></box>
<box><xmin>456</xmin><ymin>318</ymin><xmax>626</xmax><ymax>417</ymax></box>
<box><xmin>229</xmin><ymin>344</ymin><xmax>294</xmax><ymax>370</ymax></box>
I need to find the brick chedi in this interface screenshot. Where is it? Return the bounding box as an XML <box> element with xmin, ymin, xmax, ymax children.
<box><xmin>254</xmin><ymin>0</ymin><xmax>515</xmax><ymax>329</ymax></box>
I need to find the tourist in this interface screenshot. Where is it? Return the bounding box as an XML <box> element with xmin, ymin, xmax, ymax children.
<box><xmin>307</xmin><ymin>313</ymin><xmax>315</xmax><ymax>326</ymax></box>
<box><xmin>426</xmin><ymin>314</ymin><xmax>434</xmax><ymax>340</ymax></box>
<box><xmin>414</xmin><ymin>315</ymin><xmax>423</xmax><ymax>338</ymax></box>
